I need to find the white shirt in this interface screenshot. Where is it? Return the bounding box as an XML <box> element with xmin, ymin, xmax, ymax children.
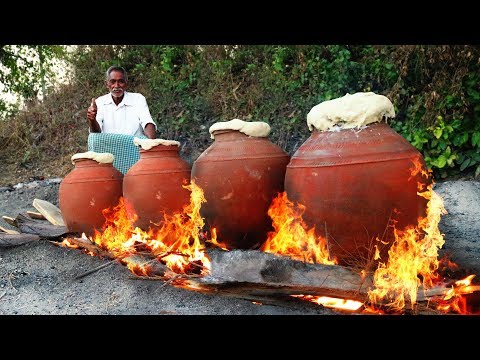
<box><xmin>94</xmin><ymin>92</ymin><xmax>156</xmax><ymax>137</ymax></box>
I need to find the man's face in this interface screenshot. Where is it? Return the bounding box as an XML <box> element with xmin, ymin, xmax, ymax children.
<box><xmin>106</xmin><ymin>70</ymin><xmax>127</xmax><ymax>98</ymax></box>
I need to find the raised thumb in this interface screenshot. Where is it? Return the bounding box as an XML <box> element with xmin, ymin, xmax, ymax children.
<box><xmin>90</xmin><ymin>98</ymin><xmax>97</xmax><ymax>108</ymax></box>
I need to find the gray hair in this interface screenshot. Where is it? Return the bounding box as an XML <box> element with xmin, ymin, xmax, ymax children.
<box><xmin>105</xmin><ymin>66</ymin><xmax>128</xmax><ymax>82</ymax></box>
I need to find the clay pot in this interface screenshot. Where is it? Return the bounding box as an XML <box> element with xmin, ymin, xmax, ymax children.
<box><xmin>284</xmin><ymin>122</ymin><xmax>431</xmax><ymax>267</ymax></box>
<box><xmin>123</xmin><ymin>144</ymin><xmax>191</xmax><ymax>231</ymax></box>
<box><xmin>191</xmin><ymin>130</ymin><xmax>290</xmax><ymax>249</ymax></box>
<box><xmin>59</xmin><ymin>159</ymin><xmax>123</xmax><ymax>236</ymax></box>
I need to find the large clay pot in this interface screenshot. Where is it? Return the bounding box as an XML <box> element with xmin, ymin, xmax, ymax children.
<box><xmin>59</xmin><ymin>158</ymin><xmax>123</xmax><ymax>236</ymax></box>
<box><xmin>284</xmin><ymin>122</ymin><xmax>431</xmax><ymax>267</ymax></box>
<box><xmin>191</xmin><ymin>130</ymin><xmax>290</xmax><ymax>249</ymax></box>
<box><xmin>123</xmin><ymin>144</ymin><xmax>191</xmax><ymax>231</ymax></box>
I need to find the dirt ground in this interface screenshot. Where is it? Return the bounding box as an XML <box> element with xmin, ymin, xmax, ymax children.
<box><xmin>0</xmin><ymin>178</ymin><xmax>479</xmax><ymax>315</ymax></box>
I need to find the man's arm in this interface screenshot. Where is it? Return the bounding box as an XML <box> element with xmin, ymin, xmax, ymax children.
<box><xmin>137</xmin><ymin>94</ymin><xmax>156</xmax><ymax>139</ymax></box>
<box><xmin>87</xmin><ymin>98</ymin><xmax>101</xmax><ymax>133</ymax></box>
<box><xmin>144</xmin><ymin>123</ymin><xmax>156</xmax><ymax>139</ymax></box>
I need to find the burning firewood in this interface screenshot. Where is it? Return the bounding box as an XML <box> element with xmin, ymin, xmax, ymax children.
<box><xmin>195</xmin><ymin>249</ymin><xmax>373</xmax><ymax>302</ymax></box>
<box><xmin>122</xmin><ymin>254</ymin><xmax>173</xmax><ymax>278</ymax></box>
<box><xmin>0</xmin><ymin>233</ymin><xmax>40</xmax><ymax>247</ymax></box>
<box><xmin>62</xmin><ymin>237</ymin><xmax>115</xmax><ymax>259</ymax></box>
<box><xmin>185</xmin><ymin>249</ymin><xmax>461</xmax><ymax>312</ymax></box>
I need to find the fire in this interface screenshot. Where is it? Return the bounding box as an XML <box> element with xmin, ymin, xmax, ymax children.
<box><xmin>207</xmin><ymin>228</ymin><xmax>229</xmax><ymax>250</ymax></box>
<box><xmin>61</xmin><ymin>238</ymin><xmax>79</xmax><ymax>249</ymax></box>
<box><xmin>88</xmin><ymin>180</ymin><xmax>211</xmax><ymax>276</ymax></box>
<box><xmin>261</xmin><ymin>192</ymin><xmax>336</xmax><ymax>265</ymax></box>
<box><xmin>367</xmin><ymin>157</ymin><xmax>447</xmax><ymax>311</ymax></box>
<box><xmin>294</xmin><ymin>295</ymin><xmax>363</xmax><ymax>311</ymax></box>
<box><xmin>58</xmin><ymin>157</ymin><xmax>479</xmax><ymax>314</ymax></box>
<box><xmin>432</xmin><ymin>275</ymin><xmax>480</xmax><ymax>313</ymax></box>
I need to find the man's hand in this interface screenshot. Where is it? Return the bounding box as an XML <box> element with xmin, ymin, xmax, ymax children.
<box><xmin>144</xmin><ymin>123</ymin><xmax>157</xmax><ymax>139</ymax></box>
<box><xmin>87</xmin><ymin>98</ymin><xmax>101</xmax><ymax>133</ymax></box>
<box><xmin>87</xmin><ymin>98</ymin><xmax>97</xmax><ymax>122</ymax></box>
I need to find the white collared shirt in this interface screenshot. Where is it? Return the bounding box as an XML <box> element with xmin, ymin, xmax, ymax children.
<box><xmin>94</xmin><ymin>91</ymin><xmax>156</xmax><ymax>137</ymax></box>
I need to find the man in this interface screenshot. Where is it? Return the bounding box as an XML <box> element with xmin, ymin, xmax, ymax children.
<box><xmin>87</xmin><ymin>66</ymin><xmax>157</xmax><ymax>139</ymax></box>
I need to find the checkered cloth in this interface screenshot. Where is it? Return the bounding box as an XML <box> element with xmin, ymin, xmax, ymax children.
<box><xmin>87</xmin><ymin>133</ymin><xmax>146</xmax><ymax>174</ymax></box>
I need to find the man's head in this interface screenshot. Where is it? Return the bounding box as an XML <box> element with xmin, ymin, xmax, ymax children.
<box><xmin>105</xmin><ymin>66</ymin><xmax>128</xmax><ymax>101</ymax></box>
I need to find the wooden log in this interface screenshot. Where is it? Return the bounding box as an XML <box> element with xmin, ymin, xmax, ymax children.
<box><xmin>0</xmin><ymin>233</ymin><xmax>40</xmax><ymax>247</ymax></box>
<box><xmin>195</xmin><ymin>249</ymin><xmax>373</xmax><ymax>302</ymax></box>
<box><xmin>191</xmin><ymin>250</ymin><xmax>457</xmax><ymax>309</ymax></box>
<box><xmin>63</xmin><ymin>237</ymin><xmax>114</xmax><ymax>259</ymax></box>
<box><xmin>27</xmin><ymin>211</ymin><xmax>46</xmax><ymax>220</ymax></box>
<box><xmin>0</xmin><ymin>225</ymin><xmax>19</xmax><ymax>234</ymax></box>
<box><xmin>32</xmin><ymin>198</ymin><xmax>65</xmax><ymax>226</ymax></box>
<box><xmin>13</xmin><ymin>213</ymin><xmax>70</xmax><ymax>239</ymax></box>
<box><xmin>122</xmin><ymin>254</ymin><xmax>172</xmax><ymax>278</ymax></box>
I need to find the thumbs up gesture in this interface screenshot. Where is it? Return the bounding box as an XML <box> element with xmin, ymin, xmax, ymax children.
<box><xmin>87</xmin><ymin>97</ymin><xmax>97</xmax><ymax>122</ymax></box>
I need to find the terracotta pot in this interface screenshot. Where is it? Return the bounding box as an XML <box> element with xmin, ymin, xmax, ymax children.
<box><xmin>191</xmin><ymin>130</ymin><xmax>290</xmax><ymax>249</ymax></box>
<box><xmin>285</xmin><ymin>122</ymin><xmax>431</xmax><ymax>267</ymax></box>
<box><xmin>59</xmin><ymin>159</ymin><xmax>123</xmax><ymax>236</ymax></box>
<box><xmin>123</xmin><ymin>144</ymin><xmax>191</xmax><ymax>230</ymax></box>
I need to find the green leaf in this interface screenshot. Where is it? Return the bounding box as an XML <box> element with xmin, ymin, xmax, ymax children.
<box><xmin>433</xmin><ymin>128</ymin><xmax>443</xmax><ymax>139</ymax></box>
<box><xmin>472</xmin><ymin>132</ymin><xmax>480</xmax><ymax>147</ymax></box>
<box><xmin>453</xmin><ymin>133</ymin><xmax>469</xmax><ymax>147</ymax></box>
<box><xmin>438</xmin><ymin>139</ymin><xmax>447</xmax><ymax>150</ymax></box>
<box><xmin>460</xmin><ymin>158</ymin><xmax>471</xmax><ymax>171</ymax></box>
<box><xmin>471</xmin><ymin>153</ymin><xmax>480</xmax><ymax>162</ymax></box>
<box><xmin>436</xmin><ymin>155</ymin><xmax>447</xmax><ymax>168</ymax></box>
<box><xmin>444</xmin><ymin>146</ymin><xmax>451</xmax><ymax>157</ymax></box>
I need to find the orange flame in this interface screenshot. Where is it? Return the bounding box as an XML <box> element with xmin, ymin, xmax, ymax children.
<box><xmin>367</xmin><ymin>157</ymin><xmax>446</xmax><ymax>311</ymax></box>
<box><xmin>207</xmin><ymin>228</ymin><xmax>229</xmax><ymax>250</ymax></box>
<box><xmin>61</xmin><ymin>238</ymin><xmax>79</xmax><ymax>249</ymax></box>
<box><xmin>261</xmin><ymin>192</ymin><xmax>336</xmax><ymax>265</ymax></box>
<box><xmin>294</xmin><ymin>295</ymin><xmax>363</xmax><ymax>311</ymax></box>
<box><xmin>90</xmin><ymin>180</ymin><xmax>211</xmax><ymax>275</ymax></box>
<box><xmin>433</xmin><ymin>275</ymin><xmax>480</xmax><ymax>314</ymax></box>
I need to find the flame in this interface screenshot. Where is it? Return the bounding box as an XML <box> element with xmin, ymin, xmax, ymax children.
<box><xmin>207</xmin><ymin>228</ymin><xmax>229</xmax><ymax>250</ymax></box>
<box><xmin>61</xmin><ymin>238</ymin><xmax>79</xmax><ymax>249</ymax></box>
<box><xmin>431</xmin><ymin>275</ymin><xmax>480</xmax><ymax>314</ymax></box>
<box><xmin>261</xmin><ymin>192</ymin><xmax>337</xmax><ymax>265</ymax></box>
<box><xmin>295</xmin><ymin>295</ymin><xmax>363</xmax><ymax>311</ymax></box>
<box><xmin>59</xmin><ymin>156</ymin><xmax>479</xmax><ymax>314</ymax></box>
<box><xmin>90</xmin><ymin>180</ymin><xmax>211</xmax><ymax>276</ymax></box>
<box><xmin>367</xmin><ymin>157</ymin><xmax>447</xmax><ymax>311</ymax></box>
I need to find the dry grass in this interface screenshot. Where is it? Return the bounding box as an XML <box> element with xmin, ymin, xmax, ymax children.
<box><xmin>0</xmin><ymin>83</ymin><xmax>90</xmax><ymax>186</ymax></box>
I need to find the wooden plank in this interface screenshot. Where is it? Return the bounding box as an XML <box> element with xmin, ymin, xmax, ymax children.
<box><xmin>26</xmin><ymin>211</ymin><xmax>46</xmax><ymax>220</ymax></box>
<box><xmin>0</xmin><ymin>225</ymin><xmax>20</xmax><ymax>235</ymax></box>
<box><xmin>0</xmin><ymin>233</ymin><xmax>41</xmax><ymax>247</ymax></box>
<box><xmin>2</xmin><ymin>216</ymin><xmax>16</xmax><ymax>227</ymax></box>
<box><xmin>32</xmin><ymin>198</ymin><xmax>65</xmax><ymax>226</ymax></box>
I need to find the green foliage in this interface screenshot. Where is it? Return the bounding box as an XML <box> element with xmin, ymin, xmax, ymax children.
<box><xmin>0</xmin><ymin>45</ymin><xmax>66</xmax><ymax>119</ymax></box>
<box><xmin>387</xmin><ymin>46</ymin><xmax>480</xmax><ymax>178</ymax></box>
<box><xmin>2</xmin><ymin>44</ymin><xmax>480</xmax><ymax>183</ymax></box>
